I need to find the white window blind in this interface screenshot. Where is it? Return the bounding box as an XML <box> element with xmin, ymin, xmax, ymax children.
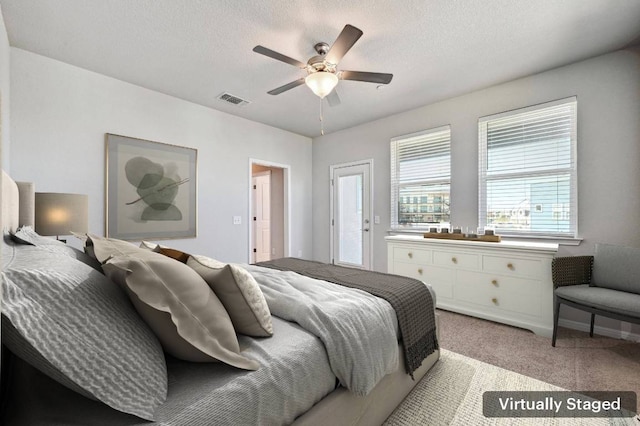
<box><xmin>478</xmin><ymin>97</ymin><xmax>577</xmax><ymax>238</ymax></box>
<box><xmin>391</xmin><ymin>126</ymin><xmax>451</xmax><ymax>229</ymax></box>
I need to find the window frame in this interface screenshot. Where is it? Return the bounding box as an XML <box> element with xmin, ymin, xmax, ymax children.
<box><xmin>390</xmin><ymin>125</ymin><xmax>452</xmax><ymax>230</ymax></box>
<box><xmin>478</xmin><ymin>97</ymin><xmax>578</xmax><ymax>239</ymax></box>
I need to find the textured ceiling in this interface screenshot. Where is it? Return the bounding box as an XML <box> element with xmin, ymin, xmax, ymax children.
<box><xmin>2</xmin><ymin>0</ymin><xmax>640</xmax><ymax>137</ymax></box>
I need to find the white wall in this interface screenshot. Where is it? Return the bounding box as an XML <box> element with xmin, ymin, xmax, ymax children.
<box><xmin>0</xmin><ymin>5</ymin><xmax>10</xmax><ymax>171</ymax></box>
<box><xmin>9</xmin><ymin>48</ymin><xmax>313</xmax><ymax>263</ymax></box>
<box><xmin>312</xmin><ymin>48</ymin><xmax>640</xmax><ymax>338</ymax></box>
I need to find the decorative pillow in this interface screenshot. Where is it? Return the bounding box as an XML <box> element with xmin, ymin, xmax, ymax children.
<box><xmin>140</xmin><ymin>240</ymin><xmax>161</xmax><ymax>252</ymax></box>
<box><xmin>592</xmin><ymin>243</ymin><xmax>640</xmax><ymax>295</ymax></box>
<box><xmin>9</xmin><ymin>231</ymin><xmax>35</xmax><ymax>246</ymax></box>
<box><xmin>86</xmin><ymin>234</ymin><xmax>150</xmax><ymax>263</ymax></box>
<box><xmin>12</xmin><ymin>227</ymin><xmax>102</xmax><ymax>272</ymax></box>
<box><xmin>1</xmin><ymin>239</ymin><xmax>167</xmax><ymax>420</ymax></box>
<box><xmin>158</xmin><ymin>247</ymin><xmax>191</xmax><ymax>263</ymax></box>
<box><xmin>187</xmin><ymin>255</ymin><xmax>273</xmax><ymax>337</ymax></box>
<box><xmin>139</xmin><ymin>241</ymin><xmax>190</xmax><ymax>263</ymax></box>
<box><xmin>102</xmin><ymin>254</ymin><xmax>260</xmax><ymax>370</ymax></box>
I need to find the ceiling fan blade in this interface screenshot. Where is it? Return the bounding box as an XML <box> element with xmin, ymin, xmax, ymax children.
<box><xmin>325</xmin><ymin>24</ymin><xmax>363</xmax><ymax>65</ymax></box>
<box><xmin>267</xmin><ymin>78</ymin><xmax>306</xmax><ymax>95</ymax></box>
<box><xmin>326</xmin><ymin>90</ymin><xmax>341</xmax><ymax>107</ymax></box>
<box><xmin>340</xmin><ymin>70</ymin><xmax>393</xmax><ymax>84</ymax></box>
<box><xmin>253</xmin><ymin>45</ymin><xmax>307</xmax><ymax>68</ymax></box>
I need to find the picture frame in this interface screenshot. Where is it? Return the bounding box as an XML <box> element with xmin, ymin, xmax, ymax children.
<box><xmin>105</xmin><ymin>133</ymin><xmax>197</xmax><ymax>240</ymax></box>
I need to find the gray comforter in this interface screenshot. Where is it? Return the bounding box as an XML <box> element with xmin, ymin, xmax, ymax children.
<box><xmin>245</xmin><ymin>265</ymin><xmax>400</xmax><ymax>396</ymax></box>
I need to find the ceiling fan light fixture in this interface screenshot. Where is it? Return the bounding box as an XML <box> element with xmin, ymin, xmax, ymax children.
<box><xmin>305</xmin><ymin>71</ymin><xmax>338</xmax><ymax>99</ymax></box>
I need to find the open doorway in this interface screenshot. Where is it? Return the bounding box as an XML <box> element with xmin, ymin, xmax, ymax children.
<box><xmin>249</xmin><ymin>159</ymin><xmax>290</xmax><ymax>263</ymax></box>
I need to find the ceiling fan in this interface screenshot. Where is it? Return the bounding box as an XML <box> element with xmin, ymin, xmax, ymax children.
<box><xmin>253</xmin><ymin>24</ymin><xmax>393</xmax><ymax>105</ymax></box>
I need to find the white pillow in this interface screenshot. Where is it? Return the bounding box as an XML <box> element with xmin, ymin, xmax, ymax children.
<box><xmin>188</xmin><ymin>255</ymin><xmax>273</xmax><ymax>337</ymax></box>
<box><xmin>103</xmin><ymin>254</ymin><xmax>259</xmax><ymax>370</ymax></box>
<box><xmin>86</xmin><ymin>234</ymin><xmax>148</xmax><ymax>263</ymax></box>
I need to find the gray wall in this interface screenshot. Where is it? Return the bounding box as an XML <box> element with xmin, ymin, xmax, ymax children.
<box><xmin>0</xmin><ymin>5</ymin><xmax>10</xmax><ymax>172</ymax></box>
<box><xmin>312</xmin><ymin>48</ymin><xmax>640</xmax><ymax>338</ymax></box>
<box><xmin>9</xmin><ymin>48</ymin><xmax>313</xmax><ymax>263</ymax></box>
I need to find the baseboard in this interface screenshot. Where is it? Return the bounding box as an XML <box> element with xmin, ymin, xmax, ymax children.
<box><xmin>558</xmin><ymin>318</ymin><xmax>640</xmax><ymax>342</ymax></box>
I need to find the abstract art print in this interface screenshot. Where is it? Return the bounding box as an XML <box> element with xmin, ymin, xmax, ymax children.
<box><xmin>106</xmin><ymin>134</ymin><xmax>197</xmax><ymax>240</ymax></box>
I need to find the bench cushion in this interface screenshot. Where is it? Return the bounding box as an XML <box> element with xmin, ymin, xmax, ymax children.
<box><xmin>555</xmin><ymin>284</ymin><xmax>640</xmax><ymax>318</ymax></box>
<box><xmin>592</xmin><ymin>243</ymin><xmax>640</xmax><ymax>295</ymax></box>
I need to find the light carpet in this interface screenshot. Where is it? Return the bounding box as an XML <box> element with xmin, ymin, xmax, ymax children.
<box><xmin>384</xmin><ymin>349</ymin><xmax>639</xmax><ymax>425</ymax></box>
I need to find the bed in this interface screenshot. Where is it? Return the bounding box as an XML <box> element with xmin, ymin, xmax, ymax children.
<box><xmin>0</xmin><ymin>170</ymin><xmax>440</xmax><ymax>425</ymax></box>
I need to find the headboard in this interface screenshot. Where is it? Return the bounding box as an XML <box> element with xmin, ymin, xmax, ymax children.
<box><xmin>1</xmin><ymin>170</ymin><xmax>35</xmax><ymax>412</ymax></box>
<box><xmin>1</xmin><ymin>170</ymin><xmax>35</xmax><ymax>232</ymax></box>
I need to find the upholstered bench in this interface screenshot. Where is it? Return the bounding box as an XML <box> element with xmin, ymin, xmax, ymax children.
<box><xmin>551</xmin><ymin>243</ymin><xmax>640</xmax><ymax>346</ymax></box>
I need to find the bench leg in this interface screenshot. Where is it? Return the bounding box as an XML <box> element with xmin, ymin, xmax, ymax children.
<box><xmin>552</xmin><ymin>296</ymin><xmax>561</xmax><ymax>347</ymax></box>
<box><xmin>590</xmin><ymin>313</ymin><xmax>595</xmax><ymax>337</ymax></box>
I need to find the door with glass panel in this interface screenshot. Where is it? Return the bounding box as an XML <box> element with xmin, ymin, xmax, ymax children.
<box><xmin>331</xmin><ymin>161</ymin><xmax>372</xmax><ymax>269</ymax></box>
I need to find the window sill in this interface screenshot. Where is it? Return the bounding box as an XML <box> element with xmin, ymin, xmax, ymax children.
<box><xmin>387</xmin><ymin>229</ymin><xmax>583</xmax><ymax>246</ymax></box>
<box><xmin>499</xmin><ymin>235</ymin><xmax>583</xmax><ymax>246</ymax></box>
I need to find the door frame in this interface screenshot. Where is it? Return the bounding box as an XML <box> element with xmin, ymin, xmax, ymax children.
<box><xmin>329</xmin><ymin>159</ymin><xmax>374</xmax><ymax>269</ymax></box>
<box><xmin>248</xmin><ymin>158</ymin><xmax>291</xmax><ymax>263</ymax></box>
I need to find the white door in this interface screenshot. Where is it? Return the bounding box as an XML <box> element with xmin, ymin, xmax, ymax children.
<box><xmin>331</xmin><ymin>161</ymin><xmax>372</xmax><ymax>269</ymax></box>
<box><xmin>252</xmin><ymin>172</ymin><xmax>271</xmax><ymax>262</ymax></box>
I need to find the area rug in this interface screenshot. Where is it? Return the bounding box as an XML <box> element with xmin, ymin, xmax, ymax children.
<box><xmin>384</xmin><ymin>349</ymin><xmax>639</xmax><ymax>425</ymax></box>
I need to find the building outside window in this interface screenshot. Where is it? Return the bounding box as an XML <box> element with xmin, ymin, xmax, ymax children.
<box><xmin>478</xmin><ymin>97</ymin><xmax>577</xmax><ymax>238</ymax></box>
<box><xmin>391</xmin><ymin>126</ymin><xmax>451</xmax><ymax>229</ymax></box>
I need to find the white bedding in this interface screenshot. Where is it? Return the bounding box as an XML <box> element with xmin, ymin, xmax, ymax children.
<box><xmin>246</xmin><ymin>264</ymin><xmax>400</xmax><ymax>396</ymax></box>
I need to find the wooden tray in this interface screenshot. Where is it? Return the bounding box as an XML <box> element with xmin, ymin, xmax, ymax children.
<box><xmin>423</xmin><ymin>232</ymin><xmax>501</xmax><ymax>242</ymax></box>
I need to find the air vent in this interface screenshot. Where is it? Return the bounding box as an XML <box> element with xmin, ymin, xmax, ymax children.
<box><xmin>217</xmin><ymin>92</ymin><xmax>251</xmax><ymax>106</ymax></box>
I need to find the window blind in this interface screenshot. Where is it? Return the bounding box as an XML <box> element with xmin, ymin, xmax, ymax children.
<box><xmin>391</xmin><ymin>126</ymin><xmax>451</xmax><ymax>228</ymax></box>
<box><xmin>478</xmin><ymin>97</ymin><xmax>577</xmax><ymax>237</ymax></box>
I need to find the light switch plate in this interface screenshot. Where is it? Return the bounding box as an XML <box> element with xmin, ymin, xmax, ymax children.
<box><xmin>233</xmin><ymin>216</ymin><xmax>241</xmax><ymax>225</ymax></box>
<box><xmin>374</xmin><ymin>215</ymin><xmax>380</xmax><ymax>224</ymax></box>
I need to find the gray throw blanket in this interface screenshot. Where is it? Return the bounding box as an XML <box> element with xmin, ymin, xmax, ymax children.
<box><xmin>255</xmin><ymin>258</ymin><xmax>439</xmax><ymax>376</ymax></box>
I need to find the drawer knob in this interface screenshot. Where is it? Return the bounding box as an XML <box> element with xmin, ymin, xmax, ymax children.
<box><xmin>452</xmin><ymin>257</ymin><xmax>458</xmax><ymax>264</ymax></box>
<box><xmin>408</xmin><ymin>252</ymin><xmax>413</xmax><ymax>259</ymax></box>
<box><xmin>492</xmin><ymin>297</ymin><xmax>498</xmax><ymax>304</ymax></box>
<box><xmin>507</xmin><ymin>263</ymin><xmax>514</xmax><ymax>270</ymax></box>
<box><xmin>418</xmin><ymin>268</ymin><xmax>423</xmax><ymax>275</ymax></box>
<box><xmin>491</xmin><ymin>279</ymin><xmax>498</xmax><ymax>286</ymax></box>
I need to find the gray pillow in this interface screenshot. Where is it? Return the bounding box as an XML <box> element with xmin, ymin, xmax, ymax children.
<box><xmin>13</xmin><ymin>226</ymin><xmax>102</xmax><ymax>272</ymax></box>
<box><xmin>1</xmin><ymin>238</ymin><xmax>167</xmax><ymax>420</ymax></box>
<box><xmin>592</xmin><ymin>243</ymin><xmax>640</xmax><ymax>295</ymax></box>
<box><xmin>188</xmin><ymin>255</ymin><xmax>273</xmax><ymax>337</ymax></box>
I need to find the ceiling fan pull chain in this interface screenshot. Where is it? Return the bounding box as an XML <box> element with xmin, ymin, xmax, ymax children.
<box><xmin>320</xmin><ymin>97</ymin><xmax>325</xmax><ymax>136</ymax></box>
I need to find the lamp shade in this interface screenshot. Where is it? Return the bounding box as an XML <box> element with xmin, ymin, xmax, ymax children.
<box><xmin>305</xmin><ymin>71</ymin><xmax>338</xmax><ymax>99</ymax></box>
<box><xmin>35</xmin><ymin>192</ymin><xmax>88</xmax><ymax>236</ymax></box>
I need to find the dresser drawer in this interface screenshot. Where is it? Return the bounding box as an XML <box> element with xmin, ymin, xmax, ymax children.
<box><xmin>456</xmin><ymin>270</ymin><xmax>541</xmax><ymax>298</ymax></box>
<box><xmin>423</xmin><ymin>265</ymin><xmax>454</xmax><ymax>299</ymax></box>
<box><xmin>393</xmin><ymin>246</ymin><xmax>431</xmax><ymax>264</ymax></box>
<box><xmin>454</xmin><ymin>283</ymin><xmax>541</xmax><ymax>317</ymax></box>
<box><xmin>391</xmin><ymin>262</ymin><xmax>453</xmax><ymax>299</ymax></box>
<box><xmin>433</xmin><ymin>251</ymin><xmax>479</xmax><ymax>269</ymax></box>
<box><xmin>482</xmin><ymin>255</ymin><xmax>542</xmax><ymax>278</ymax></box>
<box><xmin>393</xmin><ymin>261</ymin><xmax>428</xmax><ymax>280</ymax></box>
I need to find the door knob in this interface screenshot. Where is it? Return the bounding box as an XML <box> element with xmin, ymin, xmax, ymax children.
<box><xmin>364</xmin><ymin>219</ymin><xmax>370</xmax><ymax>224</ymax></box>
<box><xmin>363</xmin><ymin>228</ymin><xmax>370</xmax><ymax>232</ymax></box>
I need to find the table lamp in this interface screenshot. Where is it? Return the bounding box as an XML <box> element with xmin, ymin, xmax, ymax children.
<box><xmin>35</xmin><ymin>192</ymin><xmax>88</xmax><ymax>241</ymax></box>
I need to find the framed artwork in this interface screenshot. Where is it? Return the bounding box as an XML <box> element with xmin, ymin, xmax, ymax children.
<box><xmin>105</xmin><ymin>134</ymin><xmax>197</xmax><ymax>240</ymax></box>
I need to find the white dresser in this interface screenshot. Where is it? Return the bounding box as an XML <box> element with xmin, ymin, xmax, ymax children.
<box><xmin>386</xmin><ymin>235</ymin><xmax>558</xmax><ymax>336</ymax></box>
